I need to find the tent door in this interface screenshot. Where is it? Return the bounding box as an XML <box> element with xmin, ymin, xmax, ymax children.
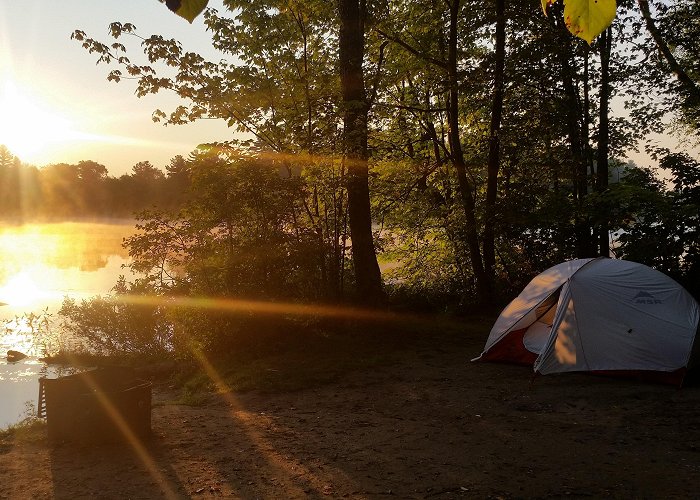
<box><xmin>522</xmin><ymin>289</ymin><xmax>561</xmax><ymax>354</ymax></box>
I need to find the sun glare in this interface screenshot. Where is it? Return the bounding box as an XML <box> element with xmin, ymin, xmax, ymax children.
<box><xmin>0</xmin><ymin>80</ymin><xmax>78</xmax><ymax>163</ymax></box>
<box><xmin>0</xmin><ymin>272</ymin><xmax>47</xmax><ymax>308</ymax></box>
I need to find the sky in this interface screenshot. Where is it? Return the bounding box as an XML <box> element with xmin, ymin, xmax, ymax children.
<box><xmin>0</xmin><ymin>0</ymin><xmax>232</xmax><ymax>175</ymax></box>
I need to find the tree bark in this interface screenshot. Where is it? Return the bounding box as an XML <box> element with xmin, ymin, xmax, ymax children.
<box><xmin>338</xmin><ymin>0</ymin><xmax>384</xmax><ymax>303</ymax></box>
<box><xmin>483</xmin><ymin>0</ymin><xmax>506</xmax><ymax>286</ymax></box>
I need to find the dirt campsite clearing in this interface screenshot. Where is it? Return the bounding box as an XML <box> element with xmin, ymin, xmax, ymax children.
<box><xmin>1</xmin><ymin>321</ymin><xmax>699</xmax><ymax>499</ymax></box>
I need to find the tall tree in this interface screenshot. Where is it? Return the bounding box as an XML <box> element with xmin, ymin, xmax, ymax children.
<box><xmin>375</xmin><ymin>0</ymin><xmax>492</xmax><ymax>302</ymax></box>
<box><xmin>552</xmin><ymin>5</ymin><xmax>594</xmax><ymax>258</ymax></box>
<box><xmin>338</xmin><ymin>0</ymin><xmax>385</xmax><ymax>303</ymax></box>
<box><xmin>445</xmin><ymin>0</ymin><xmax>490</xmax><ymax>301</ymax></box>
<box><xmin>596</xmin><ymin>27</ymin><xmax>612</xmax><ymax>257</ymax></box>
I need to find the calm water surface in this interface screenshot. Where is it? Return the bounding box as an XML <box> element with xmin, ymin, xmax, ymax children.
<box><xmin>0</xmin><ymin>221</ymin><xmax>136</xmax><ymax>428</ymax></box>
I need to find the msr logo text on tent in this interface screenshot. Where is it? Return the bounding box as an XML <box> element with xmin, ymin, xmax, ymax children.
<box><xmin>633</xmin><ymin>291</ymin><xmax>662</xmax><ymax>304</ymax></box>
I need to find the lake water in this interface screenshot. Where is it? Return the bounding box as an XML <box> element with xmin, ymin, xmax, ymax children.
<box><xmin>0</xmin><ymin>221</ymin><xmax>136</xmax><ymax>428</ymax></box>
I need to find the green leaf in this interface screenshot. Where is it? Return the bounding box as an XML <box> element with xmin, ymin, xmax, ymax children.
<box><xmin>542</xmin><ymin>0</ymin><xmax>617</xmax><ymax>44</ymax></box>
<box><xmin>164</xmin><ymin>0</ymin><xmax>209</xmax><ymax>23</ymax></box>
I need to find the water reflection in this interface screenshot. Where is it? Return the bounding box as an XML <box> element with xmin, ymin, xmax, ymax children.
<box><xmin>0</xmin><ymin>221</ymin><xmax>135</xmax><ymax>334</ymax></box>
<box><xmin>0</xmin><ymin>363</ymin><xmax>39</xmax><ymax>382</ymax></box>
<box><xmin>0</xmin><ymin>221</ymin><xmax>135</xmax><ymax>428</ymax></box>
<box><xmin>0</xmin><ymin>221</ymin><xmax>131</xmax><ymax>274</ymax></box>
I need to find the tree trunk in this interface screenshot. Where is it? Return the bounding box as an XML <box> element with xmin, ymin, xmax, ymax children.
<box><xmin>338</xmin><ymin>0</ymin><xmax>384</xmax><ymax>303</ymax></box>
<box><xmin>446</xmin><ymin>0</ymin><xmax>490</xmax><ymax>302</ymax></box>
<box><xmin>483</xmin><ymin>0</ymin><xmax>506</xmax><ymax>286</ymax></box>
<box><xmin>596</xmin><ymin>28</ymin><xmax>612</xmax><ymax>257</ymax></box>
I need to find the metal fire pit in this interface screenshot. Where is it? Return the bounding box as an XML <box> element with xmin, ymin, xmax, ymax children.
<box><xmin>38</xmin><ymin>367</ymin><xmax>152</xmax><ymax>444</ymax></box>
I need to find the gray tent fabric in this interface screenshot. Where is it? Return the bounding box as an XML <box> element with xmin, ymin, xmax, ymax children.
<box><xmin>479</xmin><ymin>258</ymin><xmax>594</xmax><ymax>356</ymax></box>
<box><xmin>477</xmin><ymin>258</ymin><xmax>700</xmax><ymax>382</ymax></box>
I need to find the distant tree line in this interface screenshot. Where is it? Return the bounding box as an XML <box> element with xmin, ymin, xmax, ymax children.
<box><xmin>0</xmin><ymin>145</ymin><xmax>189</xmax><ymax>220</ymax></box>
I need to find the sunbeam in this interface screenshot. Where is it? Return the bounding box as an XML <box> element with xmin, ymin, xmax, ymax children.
<box><xmin>115</xmin><ymin>294</ymin><xmax>426</xmax><ymax>325</ymax></box>
<box><xmin>187</xmin><ymin>346</ymin><xmax>355</xmax><ymax>496</ymax></box>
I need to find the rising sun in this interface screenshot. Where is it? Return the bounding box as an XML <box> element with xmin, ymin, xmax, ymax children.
<box><xmin>0</xmin><ymin>272</ymin><xmax>47</xmax><ymax>308</ymax></box>
<box><xmin>0</xmin><ymin>80</ymin><xmax>78</xmax><ymax>163</ymax></box>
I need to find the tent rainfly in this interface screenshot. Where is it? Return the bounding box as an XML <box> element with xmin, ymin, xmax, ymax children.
<box><xmin>474</xmin><ymin>258</ymin><xmax>700</xmax><ymax>384</ymax></box>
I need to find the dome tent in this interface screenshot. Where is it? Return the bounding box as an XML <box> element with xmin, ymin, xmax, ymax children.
<box><xmin>474</xmin><ymin>258</ymin><xmax>700</xmax><ymax>384</ymax></box>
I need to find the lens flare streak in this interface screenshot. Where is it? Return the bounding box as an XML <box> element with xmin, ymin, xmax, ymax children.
<box><xmin>116</xmin><ymin>294</ymin><xmax>414</xmax><ymax>324</ymax></box>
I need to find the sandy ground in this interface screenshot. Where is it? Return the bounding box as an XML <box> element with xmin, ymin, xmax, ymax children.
<box><xmin>1</xmin><ymin>329</ymin><xmax>699</xmax><ymax>499</ymax></box>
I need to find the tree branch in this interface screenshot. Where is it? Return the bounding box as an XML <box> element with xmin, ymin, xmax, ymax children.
<box><xmin>368</xmin><ymin>41</ymin><xmax>390</xmax><ymax>110</ymax></box>
<box><xmin>637</xmin><ymin>0</ymin><xmax>700</xmax><ymax>103</ymax></box>
<box><xmin>375</xmin><ymin>28</ymin><xmax>447</xmax><ymax>69</ymax></box>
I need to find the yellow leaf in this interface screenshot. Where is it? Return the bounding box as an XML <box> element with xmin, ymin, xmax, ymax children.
<box><xmin>542</xmin><ymin>0</ymin><xmax>617</xmax><ymax>44</ymax></box>
<box><xmin>564</xmin><ymin>0</ymin><xmax>617</xmax><ymax>43</ymax></box>
<box><xmin>165</xmin><ymin>0</ymin><xmax>209</xmax><ymax>23</ymax></box>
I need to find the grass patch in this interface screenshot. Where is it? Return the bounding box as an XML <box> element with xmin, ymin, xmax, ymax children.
<box><xmin>0</xmin><ymin>417</ymin><xmax>47</xmax><ymax>447</ymax></box>
<box><xmin>176</xmin><ymin>373</ymin><xmax>212</xmax><ymax>406</ymax></box>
